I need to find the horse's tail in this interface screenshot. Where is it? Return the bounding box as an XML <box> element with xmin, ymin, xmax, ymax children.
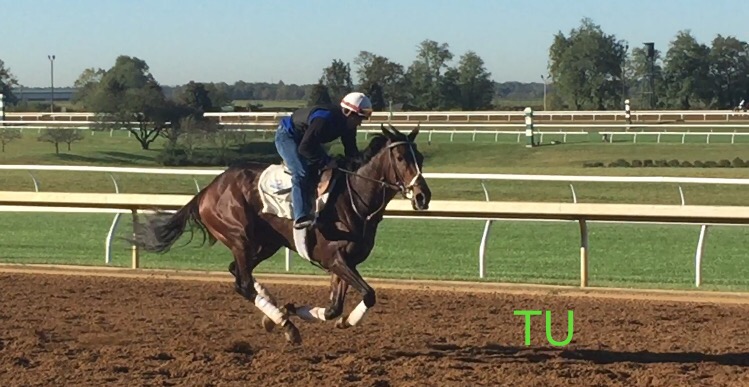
<box><xmin>130</xmin><ymin>192</ymin><xmax>216</xmax><ymax>254</ymax></box>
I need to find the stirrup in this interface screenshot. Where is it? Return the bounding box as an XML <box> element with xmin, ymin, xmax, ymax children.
<box><xmin>293</xmin><ymin>218</ymin><xmax>314</xmax><ymax>230</ymax></box>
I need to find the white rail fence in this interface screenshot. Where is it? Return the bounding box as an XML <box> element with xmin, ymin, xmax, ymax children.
<box><xmin>4</xmin><ymin>109</ymin><xmax>749</xmax><ymax>124</ymax></box>
<box><xmin>6</xmin><ymin>120</ymin><xmax>749</xmax><ymax>144</ymax></box>
<box><xmin>2</xmin><ymin>165</ymin><xmax>749</xmax><ymax>287</ymax></box>
<box><xmin>205</xmin><ymin>110</ymin><xmax>749</xmax><ymax>122</ymax></box>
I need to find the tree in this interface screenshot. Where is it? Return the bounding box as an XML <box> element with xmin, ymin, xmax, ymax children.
<box><xmin>438</xmin><ymin>68</ymin><xmax>461</xmax><ymax>110</ymax></box>
<box><xmin>367</xmin><ymin>83</ymin><xmax>386</xmax><ymax>111</ymax></box>
<box><xmin>37</xmin><ymin>129</ymin><xmax>84</xmax><ymax>154</ymax></box>
<box><xmin>0</xmin><ymin>128</ymin><xmax>21</xmax><ymax>152</ymax></box>
<box><xmin>0</xmin><ymin>59</ymin><xmax>19</xmax><ymax>105</ymax></box>
<box><xmin>625</xmin><ymin>46</ymin><xmax>665</xmax><ymax>108</ymax></box>
<box><xmin>306</xmin><ymin>82</ymin><xmax>332</xmax><ymax>106</ymax></box>
<box><xmin>456</xmin><ymin>51</ymin><xmax>494</xmax><ymax>110</ymax></box>
<box><xmin>405</xmin><ymin>39</ymin><xmax>454</xmax><ymax>109</ymax></box>
<box><xmin>87</xmin><ymin>56</ymin><xmax>176</xmax><ymax>150</ymax></box>
<box><xmin>71</xmin><ymin>67</ymin><xmax>105</xmax><ymax>107</ymax></box>
<box><xmin>320</xmin><ymin>59</ymin><xmax>353</xmax><ymax>102</ymax></box>
<box><xmin>708</xmin><ymin>35</ymin><xmax>749</xmax><ymax>109</ymax></box>
<box><xmin>548</xmin><ymin>18</ymin><xmax>628</xmax><ymax>110</ymax></box>
<box><xmin>661</xmin><ymin>30</ymin><xmax>712</xmax><ymax>109</ymax></box>
<box><xmin>354</xmin><ymin>51</ymin><xmax>406</xmax><ymax>107</ymax></box>
<box><xmin>176</xmin><ymin>81</ymin><xmax>214</xmax><ymax>116</ymax></box>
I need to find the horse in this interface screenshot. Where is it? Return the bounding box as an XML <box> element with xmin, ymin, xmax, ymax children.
<box><xmin>130</xmin><ymin>123</ymin><xmax>431</xmax><ymax>344</ymax></box>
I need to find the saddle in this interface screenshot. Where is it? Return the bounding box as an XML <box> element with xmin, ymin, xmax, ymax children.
<box><xmin>275</xmin><ymin>165</ymin><xmax>335</xmax><ymax>198</ymax></box>
<box><xmin>257</xmin><ymin>163</ymin><xmax>337</xmax><ymax>220</ymax></box>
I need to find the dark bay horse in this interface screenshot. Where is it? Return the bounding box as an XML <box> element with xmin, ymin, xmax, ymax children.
<box><xmin>131</xmin><ymin>123</ymin><xmax>431</xmax><ymax>344</ymax></box>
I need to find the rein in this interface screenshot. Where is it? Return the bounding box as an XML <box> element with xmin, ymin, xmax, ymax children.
<box><xmin>333</xmin><ymin>140</ymin><xmax>422</xmax><ymax>229</ymax></box>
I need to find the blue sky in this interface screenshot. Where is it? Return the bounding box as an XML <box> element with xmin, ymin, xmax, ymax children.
<box><xmin>1</xmin><ymin>0</ymin><xmax>743</xmax><ymax>88</ymax></box>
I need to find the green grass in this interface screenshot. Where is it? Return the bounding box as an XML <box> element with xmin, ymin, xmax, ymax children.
<box><xmin>4</xmin><ymin>129</ymin><xmax>749</xmax><ymax>204</ymax></box>
<box><xmin>2</xmin><ymin>212</ymin><xmax>749</xmax><ymax>291</ymax></box>
<box><xmin>3</xmin><ymin>127</ymin><xmax>749</xmax><ymax>291</ymax></box>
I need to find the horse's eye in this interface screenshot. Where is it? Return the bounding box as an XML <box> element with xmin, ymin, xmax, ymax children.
<box><xmin>397</xmin><ymin>156</ymin><xmax>404</xmax><ymax>162</ymax></box>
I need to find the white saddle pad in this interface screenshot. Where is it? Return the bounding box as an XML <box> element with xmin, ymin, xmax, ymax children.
<box><xmin>257</xmin><ymin>164</ymin><xmax>330</xmax><ymax>220</ymax></box>
<box><xmin>257</xmin><ymin>164</ymin><xmax>331</xmax><ymax>262</ymax></box>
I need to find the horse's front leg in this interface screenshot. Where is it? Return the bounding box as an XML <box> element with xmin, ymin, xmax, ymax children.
<box><xmin>291</xmin><ymin>273</ymin><xmax>349</xmax><ymax>322</ymax></box>
<box><xmin>327</xmin><ymin>259</ymin><xmax>375</xmax><ymax>330</ymax></box>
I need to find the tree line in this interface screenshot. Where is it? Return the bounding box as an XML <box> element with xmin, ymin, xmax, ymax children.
<box><xmin>548</xmin><ymin>18</ymin><xmax>749</xmax><ymax>110</ymax></box>
<box><xmin>2</xmin><ymin>23</ymin><xmax>748</xmax><ymax>113</ymax></box>
<box><xmin>1</xmin><ymin>23</ymin><xmax>748</xmax><ymax>165</ymax></box>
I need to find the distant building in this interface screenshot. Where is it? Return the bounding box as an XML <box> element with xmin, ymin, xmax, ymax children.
<box><xmin>13</xmin><ymin>87</ymin><xmax>77</xmax><ymax>102</ymax></box>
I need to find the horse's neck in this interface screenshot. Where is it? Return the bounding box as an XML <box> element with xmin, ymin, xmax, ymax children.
<box><xmin>339</xmin><ymin>157</ymin><xmax>396</xmax><ymax>223</ymax></box>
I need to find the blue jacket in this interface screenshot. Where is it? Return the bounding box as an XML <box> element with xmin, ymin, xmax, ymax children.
<box><xmin>280</xmin><ymin>104</ymin><xmax>359</xmax><ymax>166</ymax></box>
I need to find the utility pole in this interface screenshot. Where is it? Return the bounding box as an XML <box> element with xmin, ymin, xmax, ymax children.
<box><xmin>540</xmin><ymin>74</ymin><xmax>548</xmax><ymax>110</ymax></box>
<box><xmin>48</xmin><ymin>55</ymin><xmax>56</xmax><ymax>113</ymax></box>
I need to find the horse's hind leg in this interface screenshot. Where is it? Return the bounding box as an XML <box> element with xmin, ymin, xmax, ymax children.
<box><xmin>231</xmin><ymin>258</ymin><xmax>286</xmax><ymax>334</ymax></box>
<box><xmin>250</xmin><ymin>245</ymin><xmax>288</xmax><ymax>333</ymax></box>
<box><xmin>232</xmin><ymin>248</ymin><xmax>301</xmax><ymax>345</ymax></box>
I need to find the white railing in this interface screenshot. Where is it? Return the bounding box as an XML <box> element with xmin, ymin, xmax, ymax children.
<box><xmin>2</xmin><ymin>164</ymin><xmax>749</xmax><ymax>287</ymax></box>
<box><xmin>5</xmin><ymin>109</ymin><xmax>749</xmax><ymax>124</ymax></box>
<box><xmin>7</xmin><ymin>120</ymin><xmax>749</xmax><ymax>145</ymax></box>
<box><xmin>2</xmin><ymin>191</ymin><xmax>749</xmax><ymax>289</ymax></box>
<box><xmin>203</xmin><ymin>110</ymin><xmax>749</xmax><ymax>122</ymax></box>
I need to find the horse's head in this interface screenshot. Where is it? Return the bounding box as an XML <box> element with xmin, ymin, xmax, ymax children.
<box><xmin>378</xmin><ymin>123</ymin><xmax>431</xmax><ymax>210</ymax></box>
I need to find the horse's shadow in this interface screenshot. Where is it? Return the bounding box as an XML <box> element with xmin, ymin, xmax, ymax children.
<box><xmin>389</xmin><ymin>342</ymin><xmax>749</xmax><ymax>367</ymax></box>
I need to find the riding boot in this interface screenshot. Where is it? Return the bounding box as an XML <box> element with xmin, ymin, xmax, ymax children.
<box><xmin>293</xmin><ymin>214</ymin><xmax>314</xmax><ymax>229</ymax></box>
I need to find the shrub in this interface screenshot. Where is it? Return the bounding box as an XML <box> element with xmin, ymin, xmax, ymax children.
<box><xmin>656</xmin><ymin>159</ymin><xmax>668</xmax><ymax>167</ymax></box>
<box><xmin>718</xmin><ymin>159</ymin><xmax>732</xmax><ymax>168</ymax></box>
<box><xmin>705</xmin><ymin>161</ymin><xmax>718</xmax><ymax>168</ymax></box>
<box><xmin>732</xmin><ymin>157</ymin><xmax>746</xmax><ymax>168</ymax></box>
<box><xmin>631</xmin><ymin>160</ymin><xmax>643</xmax><ymax>168</ymax></box>
<box><xmin>694</xmin><ymin>160</ymin><xmax>705</xmax><ymax>168</ymax></box>
<box><xmin>643</xmin><ymin>159</ymin><xmax>654</xmax><ymax>167</ymax></box>
<box><xmin>668</xmin><ymin>159</ymin><xmax>681</xmax><ymax>167</ymax></box>
<box><xmin>681</xmin><ymin>161</ymin><xmax>693</xmax><ymax>167</ymax></box>
<box><xmin>583</xmin><ymin>161</ymin><xmax>605</xmax><ymax>168</ymax></box>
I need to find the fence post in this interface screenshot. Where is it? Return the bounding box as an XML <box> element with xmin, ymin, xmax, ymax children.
<box><xmin>478</xmin><ymin>181</ymin><xmax>492</xmax><ymax>279</ymax></box>
<box><xmin>0</xmin><ymin>93</ymin><xmax>5</xmax><ymax>125</ymax></box>
<box><xmin>694</xmin><ymin>225</ymin><xmax>709</xmax><ymax>287</ymax></box>
<box><xmin>579</xmin><ymin>219</ymin><xmax>589</xmax><ymax>287</ymax></box>
<box><xmin>131</xmin><ymin>209</ymin><xmax>140</xmax><ymax>269</ymax></box>
<box><xmin>524</xmin><ymin>107</ymin><xmax>535</xmax><ymax>147</ymax></box>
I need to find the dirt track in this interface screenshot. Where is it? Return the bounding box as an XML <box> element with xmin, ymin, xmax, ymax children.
<box><xmin>1</xmin><ymin>270</ymin><xmax>749</xmax><ymax>386</ymax></box>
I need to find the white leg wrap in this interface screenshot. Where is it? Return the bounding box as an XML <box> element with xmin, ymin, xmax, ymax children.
<box><xmin>254</xmin><ymin>281</ymin><xmax>277</xmax><ymax>304</ymax></box>
<box><xmin>345</xmin><ymin>301</ymin><xmax>369</xmax><ymax>326</ymax></box>
<box><xmin>295</xmin><ymin>306</ymin><xmax>327</xmax><ymax>321</ymax></box>
<box><xmin>254</xmin><ymin>295</ymin><xmax>285</xmax><ymax>325</ymax></box>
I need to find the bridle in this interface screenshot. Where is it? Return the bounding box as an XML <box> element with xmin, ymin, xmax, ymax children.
<box><xmin>335</xmin><ymin>139</ymin><xmax>423</xmax><ymax>224</ymax></box>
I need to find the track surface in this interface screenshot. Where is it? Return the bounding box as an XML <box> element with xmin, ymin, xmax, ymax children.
<box><xmin>1</xmin><ymin>269</ymin><xmax>749</xmax><ymax>386</ymax></box>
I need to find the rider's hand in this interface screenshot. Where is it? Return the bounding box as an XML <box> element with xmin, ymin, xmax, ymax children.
<box><xmin>322</xmin><ymin>158</ymin><xmax>338</xmax><ymax>171</ymax></box>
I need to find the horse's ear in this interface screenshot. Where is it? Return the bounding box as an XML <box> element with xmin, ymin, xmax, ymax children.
<box><xmin>383</xmin><ymin>123</ymin><xmax>398</xmax><ymax>138</ymax></box>
<box><xmin>380</xmin><ymin>123</ymin><xmax>392</xmax><ymax>138</ymax></box>
<box><xmin>408</xmin><ymin>123</ymin><xmax>420</xmax><ymax>142</ymax></box>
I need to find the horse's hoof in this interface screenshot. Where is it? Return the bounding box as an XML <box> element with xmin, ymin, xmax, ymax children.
<box><xmin>283</xmin><ymin>322</ymin><xmax>302</xmax><ymax>345</ymax></box>
<box><xmin>282</xmin><ymin>303</ymin><xmax>296</xmax><ymax>315</ymax></box>
<box><xmin>335</xmin><ymin>316</ymin><xmax>350</xmax><ymax>329</ymax></box>
<box><xmin>261</xmin><ymin>315</ymin><xmax>275</xmax><ymax>332</ymax></box>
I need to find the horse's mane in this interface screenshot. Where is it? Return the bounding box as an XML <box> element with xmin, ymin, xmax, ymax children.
<box><xmin>335</xmin><ymin>132</ymin><xmax>408</xmax><ymax>171</ymax></box>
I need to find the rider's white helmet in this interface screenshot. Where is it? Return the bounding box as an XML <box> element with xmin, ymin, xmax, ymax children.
<box><xmin>340</xmin><ymin>92</ymin><xmax>373</xmax><ymax>118</ymax></box>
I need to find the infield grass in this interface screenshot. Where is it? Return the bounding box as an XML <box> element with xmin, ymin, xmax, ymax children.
<box><xmin>2</xmin><ymin>127</ymin><xmax>749</xmax><ymax>291</ymax></box>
